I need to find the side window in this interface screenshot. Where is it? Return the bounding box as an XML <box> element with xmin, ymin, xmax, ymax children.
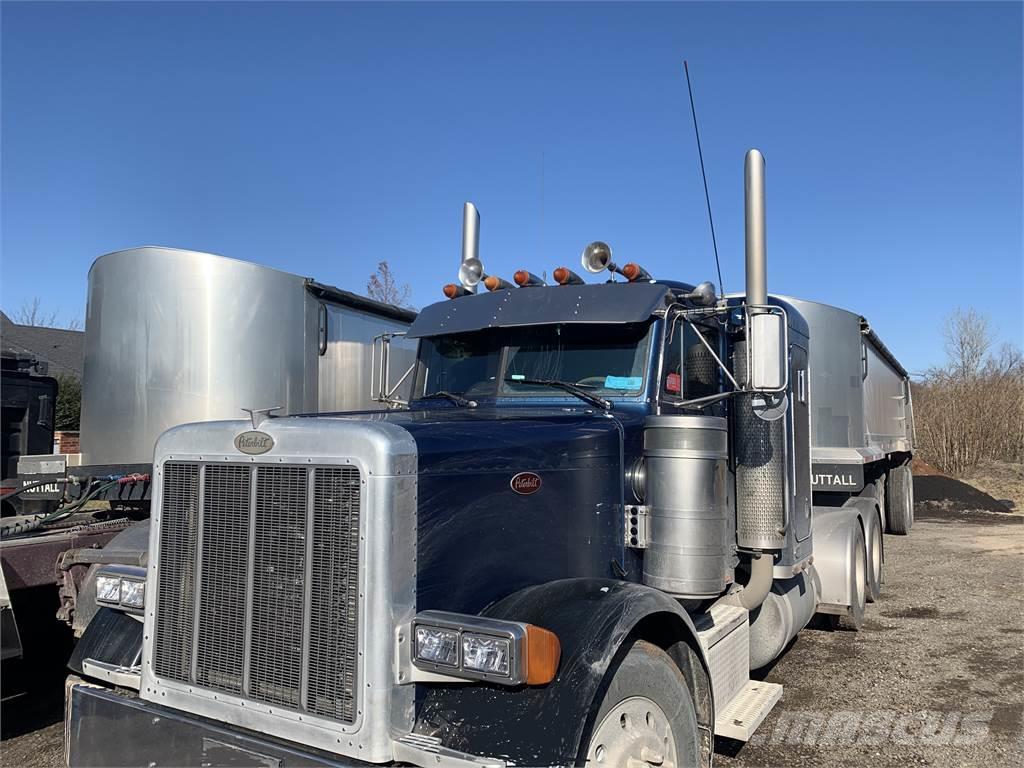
<box><xmin>662</xmin><ymin>316</ymin><xmax>720</xmax><ymax>400</ymax></box>
<box><xmin>683</xmin><ymin>324</ymin><xmax>719</xmax><ymax>400</ymax></box>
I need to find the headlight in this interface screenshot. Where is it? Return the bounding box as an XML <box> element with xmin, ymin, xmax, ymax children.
<box><xmin>462</xmin><ymin>634</ymin><xmax>510</xmax><ymax>676</ymax></box>
<box><xmin>95</xmin><ymin>574</ymin><xmax>122</xmax><ymax>603</ymax></box>
<box><xmin>410</xmin><ymin>610</ymin><xmax>560</xmax><ymax>686</ymax></box>
<box><xmin>94</xmin><ymin>565</ymin><xmax>147</xmax><ymax>612</ymax></box>
<box><xmin>120</xmin><ymin>579</ymin><xmax>145</xmax><ymax>609</ymax></box>
<box><xmin>415</xmin><ymin>626</ymin><xmax>459</xmax><ymax>666</ymax></box>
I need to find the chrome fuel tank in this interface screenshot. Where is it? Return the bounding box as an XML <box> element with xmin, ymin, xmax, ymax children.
<box><xmin>642</xmin><ymin>415</ymin><xmax>734</xmax><ymax>599</ymax></box>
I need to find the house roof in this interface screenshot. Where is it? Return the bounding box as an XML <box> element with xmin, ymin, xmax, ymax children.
<box><xmin>0</xmin><ymin>311</ymin><xmax>85</xmax><ymax>378</ymax></box>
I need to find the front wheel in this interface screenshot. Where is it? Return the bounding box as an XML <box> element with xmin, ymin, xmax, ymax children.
<box><xmin>581</xmin><ymin>640</ymin><xmax>700</xmax><ymax>767</ymax></box>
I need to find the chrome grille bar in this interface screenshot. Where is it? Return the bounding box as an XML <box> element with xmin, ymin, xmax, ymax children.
<box><xmin>196</xmin><ymin>464</ymin><xmax>250</xmax><ymax>693</ymax></box>
<box><xmin>250</xmin><ymin>465</ymin><xmax>307</xmax><ymax>708</ymax></box>
<box><xmin>153</xmin><ymin>463</ymin><xmax>199</xmax><ymax>681</ymax></box>
<box><xmin>153</xmin><ymin>461</ymin><xmax>361</xmax><ymax>724</ymax></box>
<box><xmin>307</xmin><ymin>467</ymin><xmax>362</xmax><ymax>721</ymax></box>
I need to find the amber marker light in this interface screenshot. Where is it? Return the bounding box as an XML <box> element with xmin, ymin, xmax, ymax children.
<box><xmin>443</xmin><ymin>283</ymin><xmax>463</xmax><ymax>299</ymax></box>
<box><xmin>514</xmin><ymin>270</ymin><xmax>529</xmax><ymax>286</ymax></box>
<box><xmin>483</xmin><ymin>275</ymin><xmax>514</xmax><ymax>291</ymax></box>
<box><xmin>553</xmin><ymin>266</ymin><xmax>584</xmax><ymax>286</ymax></box>
<box><xmin>523</xmin><ymin>624</ymin><xmax>561</xmax><ymax>685</ymax></box>
<box><xmin>621</xmin><ymin>262</ymin><xmax>652</xmax><ymax>282</ymax></box>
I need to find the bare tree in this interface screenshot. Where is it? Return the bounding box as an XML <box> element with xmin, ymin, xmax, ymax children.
<box><xmin>942</xmin><ymin>307</ymin><xmax>991</xmax><ymax>378</ymax></box>
<box><xmin>12</xmin><ymin>297</ymin><xmax>81</xmax><ymax>329</ymax></box>
<box><xmin>914</xmin><ymin>306</ymin><xmax>1024</xmax><ymax>476</ymax></box>
<box><xmin>366</xmin><ymin>261</ymin><xmax>413</xmax><ymax>308</ymax></box>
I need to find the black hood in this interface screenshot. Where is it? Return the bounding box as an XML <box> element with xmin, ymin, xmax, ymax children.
<box><xmin>340</xmin><ymin>405</ymin><xmax>637</xmax><ymax>615</ymax></box>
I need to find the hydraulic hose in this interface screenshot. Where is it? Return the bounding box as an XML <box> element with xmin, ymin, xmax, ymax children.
<box><xmin>0</xmin><ymin>479</ymin><xmax>120</xmax><ymax>538</ymax></box>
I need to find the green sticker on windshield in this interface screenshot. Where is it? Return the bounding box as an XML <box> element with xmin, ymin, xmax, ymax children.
<box><xmin>604</xmin><ymin>376</ymin><xmax>641</xmax><ymax>390</ymax></box>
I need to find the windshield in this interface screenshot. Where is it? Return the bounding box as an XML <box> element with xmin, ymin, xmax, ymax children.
<box><xmin>412</xmin><ymin>322</ymin><xmax>654</xmax><ymax>401</ymax></box>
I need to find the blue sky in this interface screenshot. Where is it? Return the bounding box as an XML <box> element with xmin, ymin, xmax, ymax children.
<box><xmin>2</xmin><ymin>1</ymin><xmax>1021</xmax><ymax>373</ymax></box>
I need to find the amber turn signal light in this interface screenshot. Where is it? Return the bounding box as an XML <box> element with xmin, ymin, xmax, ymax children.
<box><xmin>523</xmin><ymin>624</ymin><xmax>561</xmax><ymax>685</ymax></box>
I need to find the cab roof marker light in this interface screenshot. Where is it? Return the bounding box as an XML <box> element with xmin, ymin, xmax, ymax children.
<box><xmin>483</xmin><ymin>275</ymin><xmax>514</xmax><ymax>292</ymax></box>
<box><xmin>443</xmin><ymin>283</ymin><xmax>470</xmax><ymax>299</ymax></box>
<box><xmin>621</xmin><ymin>262</ymin><xmax>652</xmax><ymax>282</ymax></box>
<box><xmin>513</xmin><ymin>270</ymin><xmax>546</xmax><ymax>287</ymax></box>
<box><xmin>553</xmin><ymin>267</ymin><xmax>585</xmax><ymax>286</ymax></box>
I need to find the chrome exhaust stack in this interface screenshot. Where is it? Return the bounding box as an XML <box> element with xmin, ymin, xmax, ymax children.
<box><xmin>744</xmin><ymin>149</ymin><xmax>768</xmax><ymax>307</ymax></box>
<box><xmin>461</xmin><ymin>202</ymin><xmax>481</xmax><ymax>294</ymax></box>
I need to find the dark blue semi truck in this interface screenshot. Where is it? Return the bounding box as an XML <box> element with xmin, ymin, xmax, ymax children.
<box><xmin>64</xmin><ymin>150</ymin><xmax>914</xmax><ymax>767</ymax></box>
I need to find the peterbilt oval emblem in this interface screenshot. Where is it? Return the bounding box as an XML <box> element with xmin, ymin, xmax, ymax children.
<box><xmin>510</xmin><ymin>472</ymin><xmax>542</xmax><ymax>495</ymax></box>
<box><xmin>234</xmin><ymin>430</ymin><xmax>274</xmax><ymax>455</ymax></box>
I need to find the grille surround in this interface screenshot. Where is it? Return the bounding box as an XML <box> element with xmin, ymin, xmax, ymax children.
<box><xmin>151</xmin><ymin>460</ymin><xmax>363</xmax><ymax>726</ymax></box>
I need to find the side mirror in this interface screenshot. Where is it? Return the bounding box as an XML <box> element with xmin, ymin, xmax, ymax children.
<box><xmin>746</xmin><ymin>309</ymin><xmax>788</xmax><ymax>392</ymax></box>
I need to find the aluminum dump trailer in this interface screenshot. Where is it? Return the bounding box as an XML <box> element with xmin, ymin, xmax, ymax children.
<box><xmin>80</xmin><ymin>246</ymin><xmax>416</xmax><ymax>467</ymax></box>
<box><xmin>782</xmin><ymin>296</ymin><xmax>914</xmax><ymax>533</ymax></box>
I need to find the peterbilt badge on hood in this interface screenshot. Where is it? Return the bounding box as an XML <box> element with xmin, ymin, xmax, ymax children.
<box><xmin>510</xmin><ymin>471</ymin><xmax>542</xmax><ymax>495</ymax></box>
<box><xmin>234</xmin><ymin>430</ymin><xmax>274</xmax><ymax>455</ymax></box>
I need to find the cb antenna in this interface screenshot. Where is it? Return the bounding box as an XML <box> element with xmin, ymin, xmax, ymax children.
<box><xmin>683</xmin><ymin>60</ymin><xmax>724</xmax><ymax>298</ymax></box>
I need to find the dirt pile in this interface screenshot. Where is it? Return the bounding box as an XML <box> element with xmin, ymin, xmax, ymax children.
<box><xmin>914</xmin><ymin>475</ymin><xmax>1015</xmax><ymax>521</ymax></box>
<box><xmin>962</xmin><ymin>459</ymin><xmax>1022</xmax><ymax>513</ymax></box>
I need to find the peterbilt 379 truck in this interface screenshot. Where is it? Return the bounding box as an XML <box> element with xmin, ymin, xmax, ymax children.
<box><xmin>65</xmin><ymin>150</ymin><xmax>914</xmax><ymax>768</ymax></box>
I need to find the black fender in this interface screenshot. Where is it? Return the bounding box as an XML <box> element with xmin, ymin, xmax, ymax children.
<box><xmin>413</xmin><ymin>577</ymin><xmax>714</xmax><ymax>767</ymax></box>
<box><xmin>68</xmin><ymin>607</ymin><xmax>143</xmax><ymax>676</ymax></box>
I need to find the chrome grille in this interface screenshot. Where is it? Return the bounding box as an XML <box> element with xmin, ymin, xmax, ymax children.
<box><xmin>153</xmin><ymin>462</ymin><xmax>361</xmax><ymax>724</ymax></box>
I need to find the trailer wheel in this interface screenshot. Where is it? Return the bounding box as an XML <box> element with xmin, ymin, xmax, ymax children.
<box><xmin>581</xmin><ymin>640</ymin><xmax>699</xmax><ymax>768</ymax></box>
<box><xmin>837</xmin><ymin>523</ymin><xmax>867</xmax><ymax>631</ymax></box>
<box><xmin>886</xmin><ymin>464</ymin><xmax>914</xmax><ymax>535</ymax></box>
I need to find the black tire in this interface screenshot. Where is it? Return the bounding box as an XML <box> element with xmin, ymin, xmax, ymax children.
<box><xmin>837</xmin><ymin>522</ymin><xmax>867</xmax><ymax>631</ymax></box>
<box><xmin>865</xmin><ymin>506</ymin><xmax>883</xmax><ymax>603</ymax></box>
<box><xmin>873</xmin><ymin>476</ymin><xmax>887</xmax><ymax>532</ymax></box>
<box><xmin>580</xmin><ymin>640</ymin><xmax>700</xmax><ymax>767</ymax></box>
<box><xmin>886</xmin><ymin>464</ymin><xmax>914</xmax><ymax>535</ymax></box>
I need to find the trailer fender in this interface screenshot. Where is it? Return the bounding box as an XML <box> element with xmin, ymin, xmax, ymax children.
<box><xmin>811</xmin><ymin>505</ymin><xmax>866</xmax><ymax>614</ymax></box>
<box><xmin>413</xmin><ymin>577</ymin><xmax>713</xmax><ymax>767</ymax></box>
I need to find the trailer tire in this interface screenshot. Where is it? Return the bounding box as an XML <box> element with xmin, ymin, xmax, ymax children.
<box><xmin>836</xmin><ymin>523</ymin><xmax>867</xmax><ymax>631</ymax></box>
<box><xmin>873</xmin><ymin>476</ymin><xmax>887</xmax><ymax>532</ymax></box>
<box><xmin>886</xmin><ymin>464</ymin><xmax>914</xmax><ymax>535</ymax></box>
<box><xmin>865</xmin><ymin>507</ymin><xmax>883</xmax><ymax>602</ymax></box>
<box><xmin>581</xmin><ymin>640</ymin><xmax>700</xmax><ymax>768</ymax></box>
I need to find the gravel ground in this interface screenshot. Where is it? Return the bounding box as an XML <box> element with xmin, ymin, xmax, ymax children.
<box><xmin>3</xmin><ymin>485</ymin><xmax>1022</xmax><ymax>767</ymax></box>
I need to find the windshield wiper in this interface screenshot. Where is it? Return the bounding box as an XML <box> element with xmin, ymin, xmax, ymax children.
<box><xmin>504</xmin><ymin>378</ymin><xmax>612</xmax><ymax>411</ymax></box>
<box><xmin>420</xmin><ymin>391</ymin><xmax>478</xmax><ymax>408</ymax></box>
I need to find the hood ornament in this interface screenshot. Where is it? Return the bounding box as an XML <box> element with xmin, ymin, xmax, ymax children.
<box><xmin>241</xmin><ymin>406</ymin><xmax>282</xmax><ymax>430</ymax></box>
